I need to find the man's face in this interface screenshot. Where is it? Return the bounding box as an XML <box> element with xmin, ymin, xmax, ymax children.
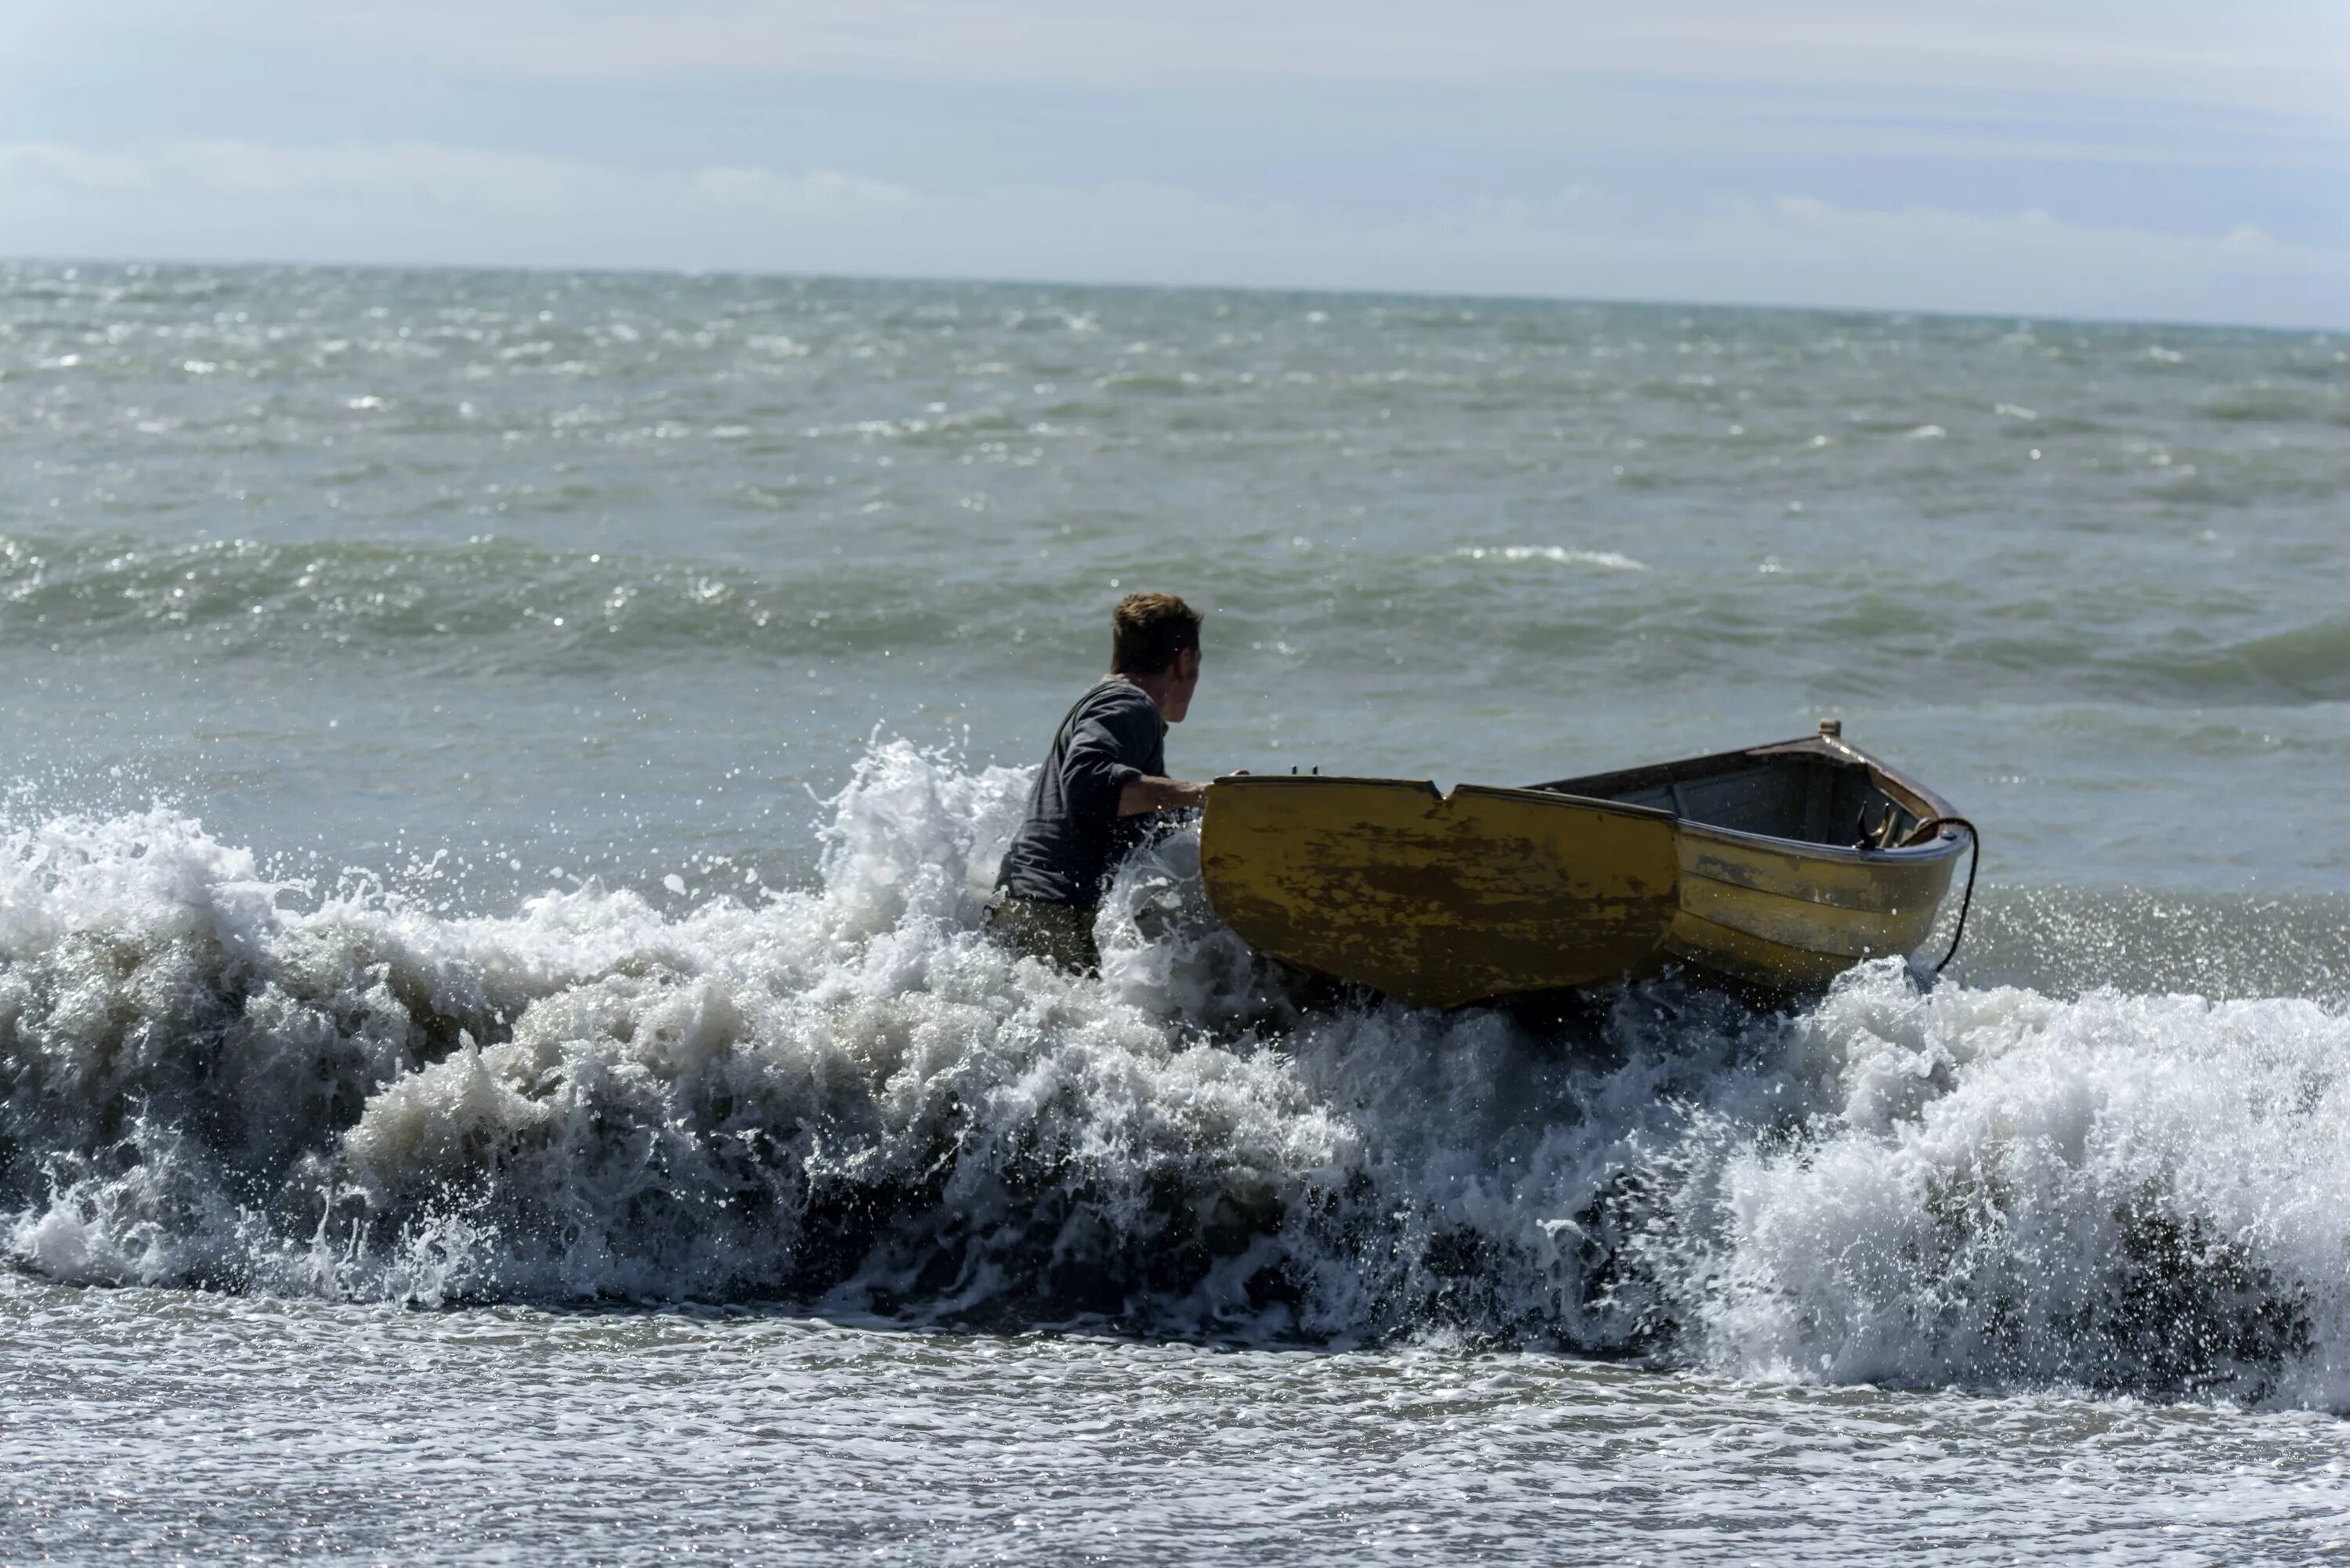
<box><xmin>1163</xmin><ymin>645</ymin><xmax>1201</xmax><ymax>722</ymax></box>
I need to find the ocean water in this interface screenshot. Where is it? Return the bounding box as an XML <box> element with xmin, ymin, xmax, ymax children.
<box><xmin>3</xmin><ymin>259</ymin><xmax>2349</xmax><ymax>1563</ymax></box>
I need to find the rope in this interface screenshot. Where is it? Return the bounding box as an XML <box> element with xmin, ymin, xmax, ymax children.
<box><xmin>1907</xmin><ymin>815</ymin><xmax>1981</xmax><ymax>974</ymax></box>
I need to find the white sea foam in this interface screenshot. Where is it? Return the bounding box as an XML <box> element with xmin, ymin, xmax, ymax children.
<box><xmin>1455</xmin><ymin>545</ymin><xmax>1648</xmax><ymax>572</ymax></box>
<box><xmin>4</xmin><ymin>742</ymin><xmax>2348</xmax><ymax>1406</ymax></box>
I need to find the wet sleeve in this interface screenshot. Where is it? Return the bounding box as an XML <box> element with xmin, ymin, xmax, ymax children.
<box><xmin>1061</xmin><ymin>701</ymin><xmax>1158</xmax><ymax>821</ymax></box>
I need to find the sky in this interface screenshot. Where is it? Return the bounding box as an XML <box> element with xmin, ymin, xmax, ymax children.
<box><xmin>2</xmin><ymin>1</ymin><xmax>2346</xmax><ymax>327</ymax></box>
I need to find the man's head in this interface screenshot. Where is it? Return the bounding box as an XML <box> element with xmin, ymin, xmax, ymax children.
<box><xmin>1111</xmin><ymin>591</ymin><xmax>1203</xmax><ymax>721</ymax></box>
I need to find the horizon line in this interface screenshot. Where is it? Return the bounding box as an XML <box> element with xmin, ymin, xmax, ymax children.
<box><xmin>5</xmin><ymin>250</ymin><xmax>2338</xmax><ymax>340</ymax></box>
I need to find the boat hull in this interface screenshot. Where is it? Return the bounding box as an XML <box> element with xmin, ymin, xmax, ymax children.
<box><xmin>1664</xmin><ymin>822</ymin><xmax>1962</xmax><ymax>990</ymax></box>
<box><xmin>1198</xmin><ymin>778</ymin><xmax>1680</xmax><ymax>1010</ymax></box>
<box><xmin>1199</xmin><ymin>736</ymin><xmax>1970</xmax><ymax>1007</ymax></box>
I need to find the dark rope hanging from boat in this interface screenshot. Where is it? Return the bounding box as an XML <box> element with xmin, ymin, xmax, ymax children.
<box><xmin>1910</xmin><ymin>816</ymin><xmax>1981</xmax><ymax>974</ymax></box>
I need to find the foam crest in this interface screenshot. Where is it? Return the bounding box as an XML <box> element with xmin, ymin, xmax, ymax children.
<box><xmin>0</xmin><ymin>806</ymin><xmax>276</xmax><ymax>952</ymax></box>
<box><xmin>3</xmin><ymin>746</ymin><xmax>2348</xmax><ymax>1407</ymax></box>
<box><xmin>1672</xmin><ymin>978</ymin><xmax>2350</xmax><ymax>1403</ymax></box>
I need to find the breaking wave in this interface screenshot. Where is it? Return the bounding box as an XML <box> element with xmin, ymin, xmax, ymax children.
<box><xmin>5</xmin><ymin>742</ymin><xmax>2349</xmax><ymax>1408</ymax></box>
<box><xmin>16</xmin><ymin>529</ymin><xmax>2350</xmax><ymax>712</ymax></box>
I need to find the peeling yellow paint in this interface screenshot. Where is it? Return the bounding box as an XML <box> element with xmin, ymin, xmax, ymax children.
<box><xmin>1201</xmin><ymin>771</ymin><xmax>1965</xmax><ymax>1007</ymax></box>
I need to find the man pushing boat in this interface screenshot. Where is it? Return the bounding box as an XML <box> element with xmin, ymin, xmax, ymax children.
<box><xmin>987</xmin><ymin>592</ymin><xmax>1227</xmax><ymax>973</ymax></box>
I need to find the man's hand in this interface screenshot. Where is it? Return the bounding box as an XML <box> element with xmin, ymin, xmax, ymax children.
<box><xmin>1117</xmin><ymin>776</ymin><xmax>1211</xmax><ymax>815</ymax></box>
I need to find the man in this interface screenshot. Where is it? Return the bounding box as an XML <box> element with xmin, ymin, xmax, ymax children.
<box><xmin>988</xmin><ymin>592</ymin><xmax>1221</xmax><ymax>973</ymax></box>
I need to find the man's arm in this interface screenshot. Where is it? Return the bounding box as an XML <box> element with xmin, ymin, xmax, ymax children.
<box><xmin>1117</xmin><ymin>776</ymin><xmax>1209</xmax><ymax>815</ymax></box>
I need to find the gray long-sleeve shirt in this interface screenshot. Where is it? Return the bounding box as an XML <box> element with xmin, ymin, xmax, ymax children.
<box><xmin>992</xmin><ymin>678</ymin><xmax>1166</xmax><ymax>909</ymax></box>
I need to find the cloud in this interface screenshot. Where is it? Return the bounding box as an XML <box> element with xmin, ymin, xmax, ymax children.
<box><xmin>11</xmin><ymin>0</ymin><xmax>2348</xmax><ymax>123</ymax></box>
<box><xmin>0</xmin><ymin>140</ymin><xmax>926</xmax><ymax>265</ymax></box>
<box><xmin>3</xmin><ymin>138</ymin><xmax>2345</xmax><ymax>328</ymax></box>
<box><xmin>689</xmin><ymin>166</ymin><xmax>916</xmax><ymax>212</ymax></box>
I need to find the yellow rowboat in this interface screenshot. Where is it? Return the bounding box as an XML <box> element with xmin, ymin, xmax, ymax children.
<box><xmin>1199</xmin><ymin>721</ymin><xmax>1977</xmax><ymax>1009</ymax></box>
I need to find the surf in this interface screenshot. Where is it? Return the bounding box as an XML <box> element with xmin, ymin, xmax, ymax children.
<box><xmin>2</xmin><ymin>739</ymin><xmax>2347</xmax><ymax>1409</ymax></box>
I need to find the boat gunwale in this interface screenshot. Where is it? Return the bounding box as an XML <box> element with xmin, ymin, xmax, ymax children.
<box><xmin>1208</xmin><ymin>734</ymin><xmax>1973</xmax><ymax>869</ymax></box>
<box><xmin>1205</xmin><ymin>773</ymin><xmax>1679</xmax><ymax>818</ymax></box>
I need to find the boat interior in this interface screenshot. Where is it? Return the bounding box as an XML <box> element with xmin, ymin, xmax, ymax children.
<box><xmin>1530</xmin><ymin>741</ymin><xmax>1937</xmax><ymax>851</ymax></box>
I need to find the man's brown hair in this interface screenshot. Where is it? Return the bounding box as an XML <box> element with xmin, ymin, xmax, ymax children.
<box><xmin>1111</xmin><ymin>592</ymin><xmax>1203</xmax><ymax>674</ymax></box>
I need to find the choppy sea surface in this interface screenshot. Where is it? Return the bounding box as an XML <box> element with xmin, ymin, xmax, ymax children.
<box><xmin>4</xmin><ymin>260</ymin><xmax>2349</xmax><ymax>1563</ymax></box>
